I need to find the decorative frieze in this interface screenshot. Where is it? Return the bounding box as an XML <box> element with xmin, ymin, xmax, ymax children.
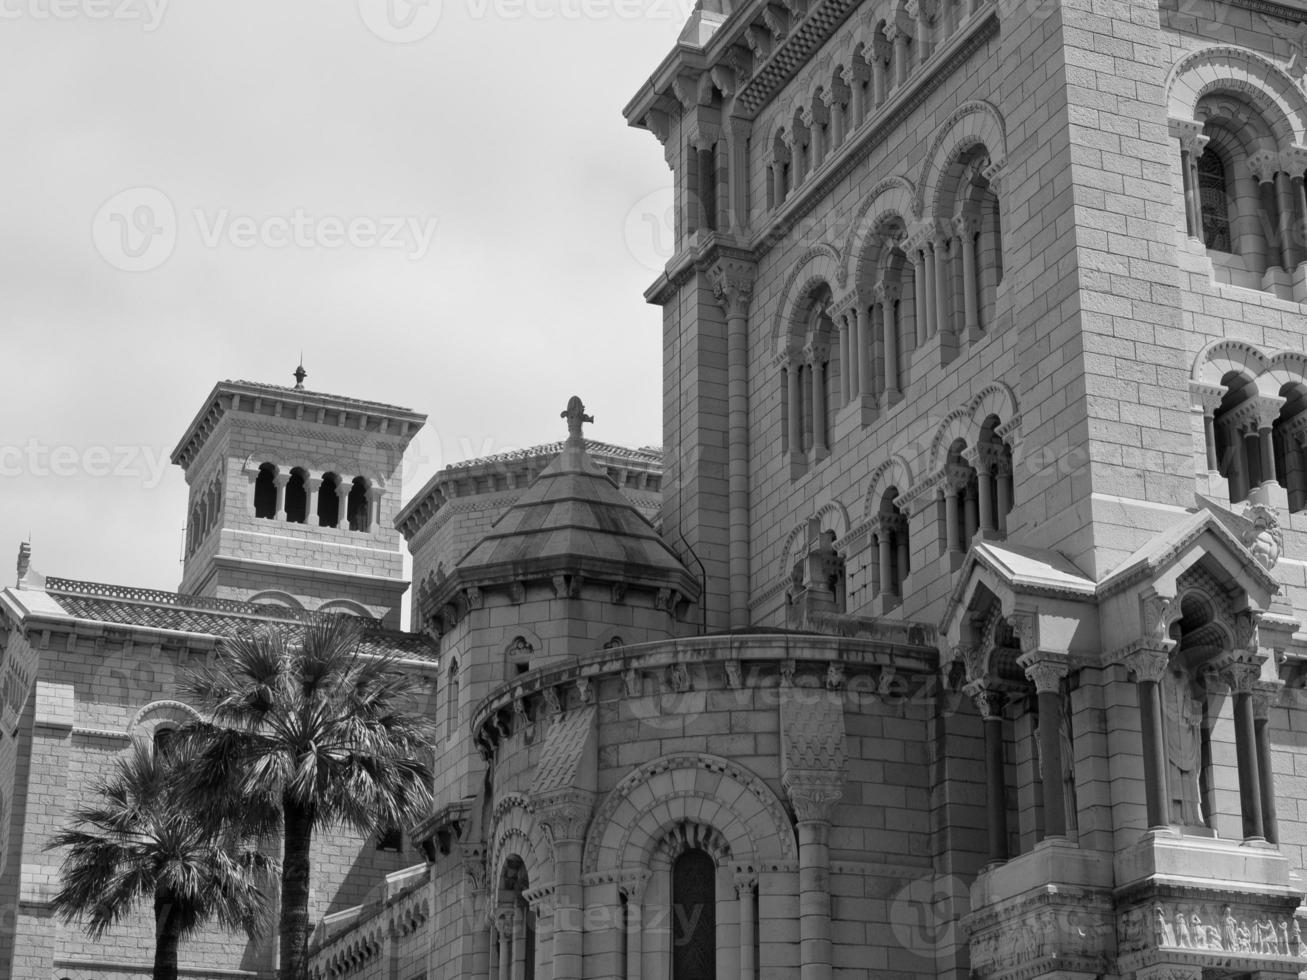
<box><xmin>1118</xmin><ymin>899</ymin><xmax>1305</xmax><ymax>961</ymax></box>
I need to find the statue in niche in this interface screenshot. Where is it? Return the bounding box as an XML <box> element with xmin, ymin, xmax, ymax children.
<box><xmin>1162</xmin><ymin>666</ymin><xmax>1205</xmax><ymax>826</ymax></box>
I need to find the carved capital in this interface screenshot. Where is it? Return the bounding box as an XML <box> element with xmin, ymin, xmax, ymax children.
<box><xmin>1189</xmin><ymin>380</ymin><xmax>1227</xmax><ymax>415</ymax></box>
<box><xmin>783</xmin><ymin>770</ymin><xmax>845</xmax><ymax>823</ymax></box>
<box><xmin>1123</xmin><ymin>645</ymin><xmax>1172</xmax><ymax>684</ymax></box>
<box><xmin>1018</xmin><ymin>651</ymin><xmax>1069</xmax><ymax>693</ymax></box>
<box><xmin>709</xmin><ymin>259</ymin><xmax>757</xmax><ymax>317</ymax></box>
<box><xmin>964</xmin><ymin>681</ymin><xmax>1006</xmax><ymax>720</ymax></box>
<box><xmin>531</xmin><ymin>789</ymin><xmax>594</xmax><ymax>845</ymax></box>
<box><xmin>1247</xmin><ymin>148</ymin><xmax>1281</xmax><ymax>183</ymax></box>
<box><xmin>1219</xmin><ymin>659</ymin><xmax>1262</xmax><ymax>693</ymax></box>
<box><xmin>1252</xmin><ymin>680</ymin><xmax>1283</xmax><ymax>721</ymax></box>
<box><xmin>619</xmin><ymin>869</ymin><xmax>651</xmax><ymax>905</ymax></box>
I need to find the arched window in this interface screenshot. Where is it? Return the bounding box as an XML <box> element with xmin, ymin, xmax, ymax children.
<box><xmin>285</xmin><ymin>467</ymin><xmax>308</xmax><ymax>524</ymax></box>
<box><xmin>977</xmin><ymin>415</ymin><xmax>1015</xmax><ymax>536</ymax></box>
<box><xmin>1212</xmin><ymin>374</ymin><xmax>1259</xmax><ymax>503</ymax></box>
<box><xmin>672</xmin><ymin>849</ymin><xmax>717</xmax><ymax>980</ymax></box>
<box><xmin>347</xmin><ymin>477</ymin><xmax>371</xmax><ymax>532</ymax></box>
<box><xmin>318</xmin><ymin>472</ymin><xmax>341</xmax><ymax>527</ymax></box>
<box><xmin>1273</xmin><ymin>383</ymin><xmax>1307</xmax><ymax>511</ymax></box>
<box><xmin>153</xmin><ymin>726</ymin><xmax>175</xmax><ymax>758</ymax></box>
<box><xmin>1198</xmin><ymin>150</ymin><xmax>1231</xmax><ymax>252</ymax></box>
<box><xmin>941</xmin><ymin>439</ymin><xmax>978</xmax><ymax>559</ymax></box>
<box><xmin>873</xmin><ymin>488</ymin><xmax>909</xmax><ymax>605</ymax></box>
<box><xmin>253</xmin><ymin>463</ymin><xmax>277</xmax><ymax>519</ymax></box>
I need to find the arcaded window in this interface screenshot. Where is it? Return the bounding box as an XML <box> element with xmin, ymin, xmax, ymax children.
<box><xmin>347</xmin><ymin>477</ymin><xmax>371</xmax><ymax>532</ymax></box>
<box><xmin>318</xmin><ymin>472</ymin><xmax>341</xmax><ymax>527</ymax></box>
<box><xmin>254</xmin><ymin>463</ymin><xmax>277</xmax><ymax>519</ymax></box>
<box><xmin>285</xmin><ymin>467</ymin><xmax>308</xmax><ymax>524</ymax></box>
<box><xmin>672</xmin><ymin>849</ymin><xmax>716</xmax><ymax>980</ymax></box>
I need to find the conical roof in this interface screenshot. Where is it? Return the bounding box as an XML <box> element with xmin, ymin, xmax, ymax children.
<box><xmin>452</xmin><ymin>398</ymin><xmax>698</xmax><ymax>598</ymax></box>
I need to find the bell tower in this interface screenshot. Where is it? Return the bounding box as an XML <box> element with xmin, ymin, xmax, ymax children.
<box><xmin>170</xmin><ymin>368</ymin><xmax>426</xmax><ymax>629</ymax></box>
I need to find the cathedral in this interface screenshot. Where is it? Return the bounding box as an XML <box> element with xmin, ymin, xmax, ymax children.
<box><xmin>7</xmin><ymin>0</ymin><xmax>1307</xmax><ymax>978</ymax></box>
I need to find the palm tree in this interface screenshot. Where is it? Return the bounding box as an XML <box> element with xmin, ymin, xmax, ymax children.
<box><xmin>181</xmin><ymin>617</ymin><xmax>436</xmax><ymax>980</ymax></box>
<box><xmin>47</xmin><ymin>738</ymin><xmax>275</xmax><ymax>980</ymax></box>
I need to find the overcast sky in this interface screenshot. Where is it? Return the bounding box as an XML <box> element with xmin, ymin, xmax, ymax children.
<box><xmin>1</xmin><ymin>0</ymin><xmax>689</xmax><ymax>593</ymax></box>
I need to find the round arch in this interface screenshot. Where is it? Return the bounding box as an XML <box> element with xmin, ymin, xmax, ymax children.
<box><xmin>930</xmin><ymin>408</ymin><xmax>976</xmax><ymax>472</ymax></box>
<box><xmin>582</xmin><ymin>754</ymin><xmax>797</xmax><ymax>875</ymax></box>
<box><xmin>247</xmin><ymin>590</ymin><xmax>306</xmax><ymax>612</ymax></box>
<box><xmin>842</xmin><ymin>175</ymin><xmax>918</xmax><ymax>290</ymax></box>
<box><xmin>489</xmin><ymin>793</ymin><xmax>552</xmax><ymax>890</ymax></box>
<box><xmin>128</xmin><ymin>699</ymin><xmax>201</xmax><ymax>739</ymax></box>
<box><xmin>916</xmin><ymin>101</ymin><xmax>1007</xmax><ymax>218</ymax></box>
<box><xmin>865</xmin><ymin>454</ymin><xmax>915</xmax><ymax>519</ymax></box>
<box><xmin>315</xmin><ymin>598</ymin><xmax>373</xmax><ymax>618</ymax></box>
<box><xmin>1168</xmin><ymin>45</ymin><xmax>1307</xmax><ymax>147</ymax></box>
<box><xmin>1192</xmin><ymin>338</ymin><xmax>1271</xmax><ymax>387</ymax></box>
<box><xmin>770</xmin><ymin>244</ymin><xmax>843</xmax><ymax>350</ymax></box>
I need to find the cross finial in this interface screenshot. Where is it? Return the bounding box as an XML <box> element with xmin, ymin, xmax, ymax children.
<box><xmin>293</xmin><ymin>362</ymin><xmax>307</xmax><ymax>389</ymax></box>
<box><xmin>561</xmin><ymin>396</ymin><xmax>594</xmax><ymax>443</ymax></box>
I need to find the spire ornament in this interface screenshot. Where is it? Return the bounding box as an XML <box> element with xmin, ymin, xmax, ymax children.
<box><xmin>561</xmin><ymin>396</ymin><xmax>593</xmax><ymax>443</ymax></box>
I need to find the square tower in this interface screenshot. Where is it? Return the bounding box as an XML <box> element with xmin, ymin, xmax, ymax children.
<box><xmin>170</xmin><ymin>374</ymin><xmax>426</xmax><ymax>628</ymax></box>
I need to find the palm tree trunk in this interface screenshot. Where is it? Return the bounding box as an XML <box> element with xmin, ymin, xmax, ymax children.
<box><xmin>153</xmin><ymin>896</ymin><xmax>181</xmax><ymax>980</ymax></box>
<box><xmin>279</xmin><ymin>801</ymin><xmax>315</xmax><ymax>980</ymax></box>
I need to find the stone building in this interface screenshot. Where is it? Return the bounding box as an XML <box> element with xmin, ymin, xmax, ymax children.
<box><xmin>8</xmin><ymin>0</ymin><xmax>1307</xmax><ymax>978</ymax></box>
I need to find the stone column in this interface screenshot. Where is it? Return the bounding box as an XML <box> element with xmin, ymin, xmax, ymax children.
<box><xmin>1242</xmin><ymin>422</ymin><xmax>1263</xmax><ymax>488</ymax></box>
<box><xmin>870</xmin><ymin>39</ymin><xmax>888</xmax><ymax>106</ymax></box>
<box><xmin>922</xmin><ymin>242</ymin><xmax>938</xmax><ymax>337</ymax></box>
<box><xmin>955</xmin><ymin>214</ymin><xmax>980</xmax><ymax>336</ymax></box>
<box><xmin>967</xmin><ymin>683</ymin><xmax>1009</xmax><ymax>864</ymax></box>
<box><xmin>1021</xmin><ymin>653</ymin><xmax>1070</xmax><ymax>839</ymax></box>
<box><xmin>837</xmin><ymin>315</ymin><xmax>850</xmax><ymax>404</ymax></box>
<box><xmin>736</xmin><ymin>873</ymin><xmax>757</xmax><ymax>980</ymax></box>
<box><xmin>1124</xmin><ymin>645</ymin><xmax>1172</xmax><ymax>829</ymax></box>
<box><xmin>994</xmin><ymin>458</ymin><xmax>1012</xmax><ymax>534</ymax></box>
<box><xmin>933</xmin><ymin>232</ymin><xmax>952</xmax><ymax>337</ymax></box>
<box><xmin>890</xmin><ymin>26</ymin><xmax>909</xmax><ymax>87</ymax></box>
<box><xmin>824</xmin><ymin>88</ymin><xmax>845</xmax><ymax>149</ymax></box>
<box><xmin>496</xmin><ymin>909</ymin><xmax>514</xmax><ymax>980</ymax></box>
<box><xmin>711</xmin><ymin>261</ymin><xmax>756</xmax><ymax>630</ymax></box>
<box><xmin>1180</xmin><ymin>145</ymin><xmax>1198</xmax><ymax>238</ymax></box>
<box><xmin>784</xmin><ymin>775</ymin><xmax>842</xmax><ymax>980</ymax></box>
<box><xmin>1224</xmin><ymin>661</ymin><xmax>1266</xmax><ymax>841</ymax></box>
<box><xmin>784</xmin><ymin>356</ymin><xmax>803</xmax><ymax>456</ymax></box>
<box><xmin>1192</xmin><ymin>386</ymin><xmax>1224</xmax><ymax>473</ymax></box>
<box><xmin>894</xmin><ymin>514</ymin><xmax>910</xmax><ymax>586</ymax></box>
<box><xmin>274</xmin><ymin>472</ymin><xmax>289</xmax><ymax>521</ymax></box>
<box><xmin>971</xmin><ymin>451</ymin><xmax>994</xmax><ymax>536</ymax></box>
<box><xmin>910</xmin><ymin>249</ymin><xmax>928</xmax><ymax>345</ymax></box>
<box><xmin>336</xmin><ymin>482</ymin><xmax>350</xmax><ymax>530</ymax></box>
<box><xmin>1257</xmin><ymin>405</ymin><xmax>1279</xmax><ymax>489</ymax></box>
<box><xmin>877</xmin><ymin>524</ymin><xmax>894</xmax><ymax>598</ymax></box>
<box><xmin>963</xmin><ymin>481</ymin><xmax>979</xmax><ymax>543</ymax></box>
<box><xmin>808</xmin><ymin>344</ymin><xmax>829</xmax><ymax>455</ymax></box>
<box><xmin>1253</xmin><ymin>683</ymin><xmax>1282</xmax><ymax>845</ymax></box>
<box><xmin>876</xmin><ymin>283</ymin><xmax>901</xmax><ymax>399</ymax></box>
<box><xmin>845</xmin><ymin>64</ymin><xmax>864</xmax><ymax>127</ymax></box>
<box><xmin>1276</xmin><ymin>170</ymin><xmax>1298</xmax><ymax>268</ymax></box>
<box><xmin>511</xmin><ymin>903</ymin><xmax>528</xmax><ymax>980</ymax></box>
<box><xmin>943</xmin><ymin>483</ymin><xmax>961</xmax><ymax>555</ymax></box>
<box><xmin>619</xmin><ymin>873</ymin><xmax>648</xmax><ymax>980</ymax></box>
<box><xmin>535</xmin><ymin>796</ymin><xmax>591</xmax><ymax>980</ymax></box>
<box><xmin>855</xmin><ymin>304</ymin><xmax>870</xmax><ymax>398</ymax></box>
<box><xmin>305</xmin><ymin>476</ymin><xmax>322</xmax><ymax>525</ymax></box>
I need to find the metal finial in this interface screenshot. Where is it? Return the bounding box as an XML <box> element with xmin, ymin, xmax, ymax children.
<box><xmin>293</xmin><ymin>362</ymin><xmax>307</xmax><ymax>389</ymax></box>
<box><xmin>561</xmin><ymin>396</ymin><xmax>594</xmax><ymax>442</ymax></box>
